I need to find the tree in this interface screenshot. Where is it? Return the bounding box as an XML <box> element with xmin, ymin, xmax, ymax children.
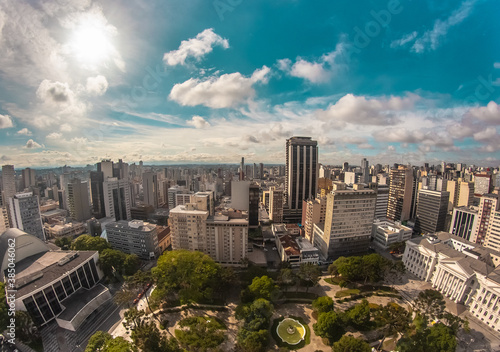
<box><xmin>389</xmin><ymin>241</ymin><xmax>406</xmax><ymax>254</ymax></box>
<box><xmin>72</xmin><ymin>234</ymin><xmax>111</xmax><ymax>252</ymax></box>
<box><xmin>396</xmin><ymin>323</ymin><xmax>457</xmax><ymax>352</ymax></box>
<box><xmin>85</xmin><ymin>331</ymin><xmax>137</xmax><ymax>352</ymax></box>
<box><xmin>338</xmin><ymin>280</ymin><xmax>347</xmax><ymax>291</ymax></box>
<box><xmin>175</xmin><ymin>316</ymin><xmax>225</xmax><ymax>351</ymax></box>
<box><xmin>152</xmin><ymin>250</ymin><xmax>221</xmax><ymax>304</ymax></box>
<box><xmin>313</xmin><ymin>311</ymin><xmax>345</xmax><ymax>343</ymax></box>
<box><xmin>361</xmin><ymin>253</ymin><xmax>390</xmax><ymax>284</ymax></box>
<box><xmin>54</xmin><ymin>236</ymin><xmax>72</xmax><ymax>250</ymax></box>
<box><xmin>15</xmin><ymin>311</ymin><xmax>41</xmax><ymax>346</ymax></box>
<box><xmin>333</xmin><ymin>335</ymin><xmax>371</xmax><ymax>352</ymax></box>
<box><xmin>312</xmin><ymin>296</ymin><xmax>334</xmax><ymax>314</ymax></box>
<box><xmin>384</xmin><ymin>261</ymin><xmax>406</xmax><ymax>288</ymax></box>
<box><xmin>0</xmin><ymin>282</ymin><xmax>9</xmax><ymax>329</ymax></box>
<box><xmin>374</xmin><ymin>302</ymin><xmax>411</xmax><ymax>337</ymax></box>
<box><xmin>298</xmin><ymin>263</ymin><xmax>321</xmax><ymax>292</ymax></box>
<box><xmin>328</xmin><ymin>263</ymin><xmax>339</xmax><ymax>279</ymax></box>
<box><xmin>277</xmin><ymin>268</ymin><xmax>295</xmax><ymax>292</ymax></box>
<box><xmin>346</xmin><ymin>299</ymin><xmax>371</xmax><ymax>329</ymax></box>
<box><xmin>413</xmin><ymin>289</ymin><xmax>446</xmax><ymax>324</ymax></box>
<box><xmin>247</xmin><ymin>276</ymin><xmax>279</xmax><ymax>301</ymax></box>
<box><xmin>114</xmin><ymin>282</ymin><xmax>137</xmax><ymax>308</ymax></box>
<box><xmin>333</xmin><ymin>256</ymin><xmax>364</xmax><ymax>282</ymax></box>
<box><xmin>132</xmin><ymin>320</ymin><xmax>180</xmax><ymax>352</ymax></box>
<box><xmin>127</xmin><ymin>270</ymin><xmax>155</xmax><ymax>317</ymax></box>
<box><xmin>99</xmin><ymin>248</ymin><xmax>127</xmax><ymax>277</ymax></box>
<box><xmin>237</xmin><ymin>328</ymin><xmax>269</xmax><ymax>352</ymax></box>
<box><xmin>123</xmin><ymin>254</ymin><xmax>141</xmax><ymax>276</ymax></box>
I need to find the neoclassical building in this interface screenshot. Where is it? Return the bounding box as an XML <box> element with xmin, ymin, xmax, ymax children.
<box><xmin>403</xmin><ymin>232</ymin><xmax>500</xmax><ymax>332</ymax></box>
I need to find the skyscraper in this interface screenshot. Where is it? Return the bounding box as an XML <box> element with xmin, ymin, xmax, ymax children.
<box><xmin>142</xmin><ymin>171</ymin><xmax>159</xmax><ymax>208</ymax></box>
<box><xmin>285</xmin><ymin>137</ymin><xmax>318</xmax><ymax>210</ymax></box>
<box><xmin>313</xmin><ymin>183</ymin><xmax>376</xmax><ymax>258</ymax></box>
<box><xmin>67</xmin><ymin>179</ymin><xmax>91</xmax><ymax>222</ymax></box>
<box><xmin>22</xmin><ymin>168</ymin><xmax>36</xmax><ymax>189</ymax></box>
<box><xmin>1</xmin><ymin>165</ymin><xmax>16</xmax><ymax>204</ymax></box>
<box><xmin>103</xmin><ymin>178</ymin><xmax>131</xmax><ymax>221</ymax></box>
<box><xmin>387</xmin><ymin>165</ymin><xmax>414</xmax><ymax>222</ymax></box>
<box><xmin>90</xmin><ymin>171</ymin><xmax>105</xmax><ymax>219</ymax></box>
<box><xmin>472</xmin><ymin>194</ymin><xmax>499</xmax><ymax>245</ymax></box>
<box><xmin>269</xmin><ymin>187</ymin><xmax>284</xmax><ymax>224</ymax></box>
<box><xmin>8</xmin><ymin>192</ymin><xmax>45</xmax><ymax>241</ymax></box>
<box><xmin>414</xmin><ymin>189</ymin><xmax>450</xmax><ymax>235</ymax></box>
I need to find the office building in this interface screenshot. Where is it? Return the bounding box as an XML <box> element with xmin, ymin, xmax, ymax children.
<box><xmin>103</xmin><ymin>178</ymin><xmax>131</xmax><ymax>221</ymax></box>
<box><xmin>387</xmin><ymin>165</ymin><xmax>414</xmax><ymax>222</ymax></box>
<box><xmin>167</xmin><ymin>185</ymin><xmax>185</xmax><ymax>209</ymax></box>
<box><xmin>361</xmin><ymin>158</ymin><xmax>370</xmax><ymax>184</ymax></box>
<box><xmin>191</xmin><ymin>191</ymin><xmax>215</xmax><ymax>216</ymax></box>
<box><xmin>170</xmin><ymin>203</ymin><xmax>209</xmax><ymax>252</ymax></box>
<box><xmin>302</xmin><ymin>196</ymin><xmax>327</xmax><ymax>243</ymax></box>
<box><xmin>2</xmin><ymin>165</ymin><xmax>16</xmax><ymax>204</ymax></box>
<box><xmin>269</xmin><ymin>187</ymin><xmax>284</xmax><ymax>223</ymax></box>
<box><xmin>0</xmin><ymin>228</ymin><xmax>108</xmax><ymax>331</ymax></box>
<box><xmin>285</xmin><ymin>137</ymin><xmax>318</xmax><ymax>210</ymax></box>
<box><xmin>249</xmin><ymin>184</ymin><xmax>259</xmax><ymax>228</ymax></box>
<box><xmin>0</xmin><ymin>206</ymin><xmax>9</xmax><ymax>233</ymax></box>
<box><xmin>231</xmin><ymin>181</ymin><xmax>250</xmax><ymax>211</ymax></box>
<box><xmin>105</xmin><ymin>220</ymin><xmax>159</xmax><ymax>259</ymax></box>
<box><xmin>371</xmin><ymin>219</ymin><xmax>412</xmax><ymax>250</ymax></box>
<box><xmin>475</xmin><ymin>174</ymin><xmax>492</xmax><ymax>196</ymax></box>
<box><xmin>22</xmin><ymin>168</ymin><xmax>36</xmax><ymax>189</ymax></box>
<box><xmin>97</xmin><ymin>160</ymin><xmax>114</xmax><ymax>179</ymax></box>
<box><xmin>449</xmin><ymin>207</ymin><xmax>478</xmax><ymax>241</ymax></box>
<box><xmin>313</xmin><ymin>183</ymin><xmax>376</xmax><ymax>259</ymax></box>
<box><xmin>90</xmin><ymin>171</ymin><xmax>106</xmax><ymax>219</ymax></box>
<box><xmin>67</xmin><ymin>179</ymin><xmax>91</xmax><ymax>222</ymax></box>
<box><xmin>484</xmin><ymin>210</ymin><xmax>500</xmax><ymax>252</ymax></box>
<box><xmin>205</xmin><ymin>214</ymin><xmax>248</xmax><ymax>266</ymax></box>
<box><xmin>373</xmin><ymin>184</ymin><xmax>389</xmax><ymax>220</ymax></box>
<box><xmin>414</xmin><ymin>189</ymin><xmax>450</xmax><ymax>235</ymax></box>
<box><xmin>142</xmin><ymin>171</ymin><xmax>159</xmax><ymax>208</ymax></box>
<box><xmin>8</xmin><ymin>192</ymin><xmax>45</xmax><ymax>241</ymax></box>
<box><xmin>473</xmin><ymin>194</ymin><xmax>499</xmax><ymax>245</ymax></box>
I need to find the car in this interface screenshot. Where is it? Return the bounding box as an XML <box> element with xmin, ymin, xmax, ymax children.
<box><xmin>133</xmin><ymin>298</ymin><xmax>139</xmax><ymax>304</ymax></box>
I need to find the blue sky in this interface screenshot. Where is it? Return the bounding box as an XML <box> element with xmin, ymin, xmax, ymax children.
<box><xmin>0</xmin><ymin>0</ymin><xmax>499</xmax><ymax>167</ymax></box>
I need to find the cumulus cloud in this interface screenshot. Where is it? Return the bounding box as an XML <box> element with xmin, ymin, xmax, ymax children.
<box><xmin>187</xmin><ymin>115</ymin><xmax>210</xmax><ymax>129</ymax></box>
<box><xmin>86</xmin><ymin>75</ymin><xmax>108</xmax><ymax>96</ymax></box>
<box><xmin>46</xmin><ymin>132</ymin><xmax>63</xmax><ymax>140</ymax></box>
<box><xmin>163</xmin><ymin>28</ymin><xmax>229</xmax><ymax>66</ymax></box>
<box><xmin>473</xmin><ymin>127</ymin><xmax>497</xmax><ymax>141</ymax></box>
<box><xmin>0</xmin><ymin>114</ymin><xmax>13</xmax><ymax>129</ymax></box>
<box><xmin>467</xmin><ymin>101</ymin><xmax>500</xmax><ymax>124</ymax></box>
<box><xmin>315</xmin><ymin>93</ymin><xmax>419</xmax><ymax>127</ymax></box>
<box><xmin>36</xmin><ymin>80</ymin><xmax>74</xmax><ymax>104</ymax></box>
<box><xmin>25</xmin><ymin>139</ymin><xmax>43</xmax><ymax>149</ymax></box>
<box><xmin>169</xmin><ymin>66</ymin><xmax>270</xmax><ymax>108</ymax></box>
<box><xmin>373</xmin><ymin>128</ymin><xmax>454</xmax><ymax>147</ymax></box>
<box><xmin>393</xmin><ymin>0</ymin><xmax>477</xmax><ymax>53</ymax></box>
<box><xmin>279</xmin><ymin>41</ymin><xmax>345</xmax><ymax>84</ymax></box>
<box><xmin>60</xmin><ymin>123</ymin><xmax>73</xmax><ymax>132</ymax></box>
<box><xmin>16</xmin><ymin>128</ymin><xmax>32</xmax><ymax>135</ymax></box>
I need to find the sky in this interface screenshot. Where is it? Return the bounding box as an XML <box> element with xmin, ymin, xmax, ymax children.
<box><xmin>0</xmin><ymin>0</ymin><xmax>499</xmax><ymax>168</ymax></box>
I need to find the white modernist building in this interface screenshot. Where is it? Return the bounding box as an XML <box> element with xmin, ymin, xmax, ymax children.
<box><xmin>371</xmin><ymin>219</ymin><xmax>412</xmax><ymax>250</ymax></box>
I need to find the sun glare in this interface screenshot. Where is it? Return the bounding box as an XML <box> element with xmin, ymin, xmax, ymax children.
<box><xmin>71</xmin><ymin>23</ymin><xmax>112</xmax><ymax>65</ymax></box>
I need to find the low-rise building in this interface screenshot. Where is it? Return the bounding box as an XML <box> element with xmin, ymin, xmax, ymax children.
<box><xmin>105</xmin><ymin>220</ymin><xmax>159</xmax><ymax>260</ymax></box>
<box><xmin>276</xmin><ymin>234</ymin><xmax>319</xmax><ymax>266</ymax></box>
<box><xmin>403</xmin><ymin>231</ymin><xmax>500</xmax><ymax>332</ymax></box>
<box><xmin>0</xmin><ymin>228</ymin><xmax>109</xmax><ymax>331</ymax></box>
<box><xmin>45</xmin><ymin>222</ymin><xmax>86</xmax><ymax>238</ymax></box>
<box><xmin>371</xmin><ymin>219</ymin><xmax>412</xmax><ymax>249</ymax></box>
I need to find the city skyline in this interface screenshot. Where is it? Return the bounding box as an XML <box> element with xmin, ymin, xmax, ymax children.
<box><xmin>0</xmin><ymin>0</ymin><xmax>499</xmax><ymax>167</ymax></box>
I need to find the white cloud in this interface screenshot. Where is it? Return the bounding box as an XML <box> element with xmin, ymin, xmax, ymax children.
<box><xmin>473</xmin><ymin>127</ymin><xmax>497</xmax><ymax>141</ymax></box>
<box><xmin>390</xmin><ymin>31</ymin><xmax>418</xmax><ymax>48</ymax></box>
<box><xmin>36</xmin><ymin>80</ymin><xmax>75</xmax><ymax>104</ymax></box>
<box><xmin>60</xmin><ymin>124</ymin><xmax>73</xmax><ymax>132</ymax></box>
<box><xmin>494</xmin><ymin>62</ymin><xmax>500</xmax><ymax>69</ymax></box>
<box><xmin>467</xmin><ymin>101</ymin><xmax>500</xmax><ymax>124</ymax></box>
<box><xmin>16</xmin><ymin>128</ymin><xmax>32</xmax><ymax>135</ymax></box>
<box><xmin>46</xmin><ymin>132</ymin><xmax>63</xmax><ymax>140</ymax></box>
<box><xmin>169</xmin><ymin>66</ymin><xmax>270</xmax><ymax>108</ymax></box>
<box><xmin>279</xmin><ymin>41</ymin><xmax>345</xmax><ymax>84</ymax></box>
<box><xmin>411</xmin><ymin>0</ymin><xmax>477</xmax><ymax>53</ymax></box>
<box><xmin>315</xmin><ymin>93</ymin><xmax>419</xmax><ymax>126</ymax></box>
<box><xmin>373</xmin><ymin>128</ymin><xmax>454</xmax><ymax>147</ymax></box>
<box><xmin>187</xmin><ymin>115</ymin><xmax>210</xmax><ymax>129</ymax></box>
<box><xmin>163</xmin><ymin>28</ymin><xmax>229</xmax><ymax>66</ymax></box>
<box><xmin>25</xmin><ymin>139</ymin><xmax>43</xmax><ymax>149</ymax></box>
<box><xmin>0</xmin><ymin>114</ymin><xmax>13</xmax><ymax>129</ymax></box>
<box><xmin>86</xmin><ymin>75</ymin><xmax>108</xmax><ymax>96</ymax></box>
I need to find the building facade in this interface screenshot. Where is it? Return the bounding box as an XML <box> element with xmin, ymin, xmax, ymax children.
<box><xmin>269</xmin><ymin>187</ymin><xmax>284</xmax><ymax>224</ymax></box>
<box><xmin>68</xmin><ymin>179</ymin><xmax>91</xmax><ymax>222</ymax></box>
<box><xmin>414</xmin><ymin>189</ymin><xmax>450</xmax><ymax>235</ymax></box>
<box><xmin>8</xmin><ymin>192</ymin><xmax>45</xmax><ymax>241</ymax></box>
<box><xmin>371</xmin><ymin>219</ymin><xmax>412</xmax><ymax>249</ymax></box>
<box><xmin>105</xmin><ymin>220</ymin><xmax>159</xmax><ymax>259</ymax></box>
<box><xmin>103</xmin><ymin>178</ymin><xmax>131</xmax><ymax>221</ymax></box>
<box><xmin>387</xmin><ymin>165</ymin><xmax>414</xmax><ymax>222</ymax></box>
<box><xmin>449</xmin><ymin>206</ymin><xmax>478</xmax><ymax>241</ymax></box>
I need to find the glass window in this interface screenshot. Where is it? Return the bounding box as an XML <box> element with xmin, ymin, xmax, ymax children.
<box><xmin>62</xmin><ymin>276</ymin><xmax>74</xmax><ymax>295</ymax></box>
<box><xmin>77</xmin><ymin>267</ymin><xmax>89</xmax><ymax>289</ymax></box>
<box><xmin>44</xmin><ymin>287</ymin><xmax>62</xmax><ymax>315</ymax></box>
<box><xmin>84</xmin><ymin>262</ymin><xmax>95</xmax><ymax>287</ymax></box>
<box><xmin>34</xmin><ymin>291</ymin><xmax>53</xmax><ymax>321</ymax></box>
<box><xmin>23</xmin><ymin>296</ymin><xmax>44</xmax><ymax>325</ymax></box>
<box><xmin>70</xmin><ymin>271</ymin><xmax>81</xmax><ymax>290</ymax></box>
<box><xmin>53</xmin><ymin>281</ymin><xmax>66</xmax><ymax>301</ymax></box>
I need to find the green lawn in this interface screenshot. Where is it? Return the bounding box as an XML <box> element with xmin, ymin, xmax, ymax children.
<box><xmin>335</xmin><ymin>289</ymin><xmax>360</xmax><ymax>298</ymax></box>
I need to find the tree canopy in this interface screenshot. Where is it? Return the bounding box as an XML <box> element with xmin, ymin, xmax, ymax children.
<box><xmin>85</xmin><ymin>331</ymin><xmax>137</xmax><ymax>352</ymax></box>
<box><xmin>396</xmin><ymin>323</ymin><xmax>457</xmax><ymax>352</ymax></box>
<box><xmin>245</xmin><ymin>276</ymin><xmax>279</xmax><ymax>302</ymax></box>
<box><xmin>152</xmin><ymin>250</ymin><xmax>221</xmax><ymax>304</ymax></box>
<box><xmin>333</xmin><ymin>335</ymin><xmax>371</xmax><ymax>352</ymax></box>
<box><xmin>72</xmin><ymin>234</ymin><xmax>111</xmax><ymax>252</ymax></box>
<box><xmin>298</xmin><ymin>263</ymin><xmax>322</xmax><ymax>291</ymax></box>
<box><xmin>313</xmin><ymin>311</ymin><xmax>345</xmax><ymax>343</ymax></box>
<box><xmin>175</xmin><ymin>316</ymin><xmax>225</xmax><ymax>351</ymax></box>
<box><xmin>236</xmin><ymin>299</ymin><xmax>274</xmax><ymax>352</ymax></box>
<box><xmin>312</xmin><ymin>296</ymin><xmax>334</xmax><ymax>315</ymax></box>
<box><xmin>330</xmin><ymin>254</ymin><xmax>391</xmax><ymax>284</ymax></box>
<box><xmin>346</xmin><ymin>299</ymin><xmax>371</xmax><ymax>329</ymax></box>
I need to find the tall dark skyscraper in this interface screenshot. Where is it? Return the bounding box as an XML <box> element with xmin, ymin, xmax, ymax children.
<box><xmin>90</xmin><ymin>171</ymin><xmax>105</xmax><ymax>219</ymax></box>
<box><xmin>285</xmin><ymin>137</ymin><xmax>318</xmax><ymax>210</ymax></box>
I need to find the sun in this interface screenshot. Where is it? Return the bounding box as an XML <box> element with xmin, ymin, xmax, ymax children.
<box><xmin>70</xmin><ymin>22</ymin><xmax>113</xmax><ymax>66</ymax></box>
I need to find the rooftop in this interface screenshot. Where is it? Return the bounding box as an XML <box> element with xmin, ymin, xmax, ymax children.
<box><xmin>57</xmin><ymin>284</ymin><xmax>109</xmax><ymax>321</ymax></box>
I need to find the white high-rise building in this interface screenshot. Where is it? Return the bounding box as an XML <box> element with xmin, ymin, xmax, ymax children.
<box><xmin>67</xmin><ymin>179</ymin><xmax>91</xmax><ymax>222</ymax></box>
<box><xmin>269</xmin><ymin>187</ymin><xmax>284</xmax><ymax>223</ymax></box>
<box><xmin>103</xmin><ymin>178</ymin><xmax>131</xmax><ymax>221</ymax></box>
<box><xmin>8</xmin><ymin>192</ymin><xmax>45</xmax><ymax>241</ymax></box>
